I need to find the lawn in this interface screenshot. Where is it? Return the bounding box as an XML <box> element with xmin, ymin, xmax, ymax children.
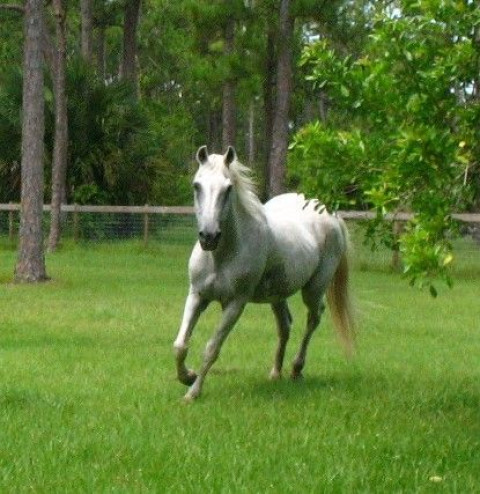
<box><xmin>0</xmin><ymin>239</ymin><xmax>479</xmax><ymax>492</ymax></box>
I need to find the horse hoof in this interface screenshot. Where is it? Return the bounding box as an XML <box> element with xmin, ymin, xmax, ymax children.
<box><xmin>269</xmin><ymin>369</ymin><xmax>282</xmax><ymax>380</ymax></box>
<box><xmin>184</xmin><ymin>387</ymin><xmax>200</xmax><ymax>402</ymax></box>
<box><xmin>179</xmin><ymin>370</ymin><xmax>197</xmax><ymax>386</ymax></box>
<box><xmin>183</xmin><ymin>393</ymin><xmax>196</xmax><ymax>403</ymax></box>
<box><xmin>291</xmin><ymin>370</ymin><xmax>304</xmax><ymax>380</ymax></box>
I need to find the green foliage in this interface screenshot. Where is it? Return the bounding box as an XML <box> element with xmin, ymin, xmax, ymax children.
<box><xmin>0</xmin><ymin>57</ymin><xmax>190</xmax><ymax>206</ymax></box>
<box><xmin>292</xmin><ymin>0</ymin><xmax>480</xmax><ymax>292</ymax></box>
<box><xmin>55</xmin><ymin>60</ymin><xmax>158</xmax><ymax>205</ymax></box>
<box><xmin>288</xmin><ymin>121</ymin><xmax>368</xmax><ymax>210</ymax></box>
<box><xmin>0</xmin><ymin>67</ymin><xmax>22</xmax><ymax>202</ymax></box>
<box><xmin>0</xmin><ymin>2</ymin><xmax>196</xmax><ymax>207</ymax></box>
<box><xmin>401</xmin><ymin>219</ymin><xmax>454</xmax><ymax>297</ymax></box>
<box><xmin>73</xmin><ymin>184</ymin><xmax>109</xmax><ymax>205</ymax></box>
<box><xmin>0</xmin><ymin>15</ymin><xmax>22</xmax><ymax>65</ymax></box>
<box><xmin>145</xmin><ymin>102</ymin><xmax>195</xmax><ymax>206</ymax></box>
<box><xmin>139</xmin><ymin>0</ymin><xmax>265</xmax><ymax>152</ymax></box>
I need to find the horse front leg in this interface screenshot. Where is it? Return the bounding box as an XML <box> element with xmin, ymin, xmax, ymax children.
<box><xmin>173</xmin><ymin>291</ymin><xmax>208</xmax><ymax>386</ymax></box>
<box><xmin>184</xmin><ymin>299</ymin><xmax>246</xmax><ymax>402</ymax></box>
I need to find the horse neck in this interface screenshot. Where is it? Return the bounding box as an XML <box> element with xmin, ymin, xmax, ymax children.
<box><xmin>215</xmin><ymin>192</ymin><xmax>262</xmax><ymax>258</ymax></box>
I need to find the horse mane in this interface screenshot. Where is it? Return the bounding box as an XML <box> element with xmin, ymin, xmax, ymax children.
<box><xmin>229</xmin><ymin>158</ymin><xmax>264</xmax><ymax>218</ymax></box>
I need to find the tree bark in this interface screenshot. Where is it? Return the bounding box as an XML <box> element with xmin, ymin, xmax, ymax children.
<box><xmin>207</xmin><ymin>110</ymin><xmax>222</xmax><ymax>152</ymax></box>
<box><xmin>96</xmin><ymin>25</ymin><xmax>106</xmax><ymax>81</ymax></box>
<box><xmin>80</xmin><ymin>0</ymin><xmax>93</xmax><ymax>63</ymax></box>
<box><xmin>222</xmin><ymin>17</ymin><xmax>236</xmax><ymax>149</ymax></box>
<box><xmin>120</xmin><ymin>0</ymin><xmax>141</xmax><ymax>92</ymax></box>
<box><xmin>267</xmin><ymin>0</ymin><xmax>294</xmax><ymax>198</ymax></box>
<box><xmin>263</xmin><ymin>20</ymin><xmax>276</xmax><ymax>200</ymax></box>
<box><xmin>15</xmin><ymin>0</ymin><xmax>47</xmax><ymax>282</ymax></box>
<box><xmin>47</xmin><ymin>0</ymin><xmax>68</xmax><ymax>252</ymax></box>
<box><xmin>247</xmin><ymin>101</ymin><xmax>255</xmax><ymax>166</ymax></box>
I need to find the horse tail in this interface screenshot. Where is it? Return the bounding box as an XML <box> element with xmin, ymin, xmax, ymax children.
<box><xmin>326</xmin><ymin>218</ymin><xmax>355</xmax><ymax>357</ymax></box>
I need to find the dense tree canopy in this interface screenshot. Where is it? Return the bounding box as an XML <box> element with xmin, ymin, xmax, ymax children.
<box><xmin>0</xmin><ymin>0</ymin><xmax>357</xmax><ymax>206</ymax></box>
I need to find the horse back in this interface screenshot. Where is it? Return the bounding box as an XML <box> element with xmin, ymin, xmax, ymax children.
<box><xmin>252</xmin><ymin>194</ymin><xmax>346</xmax><ymax>303</ymax></box>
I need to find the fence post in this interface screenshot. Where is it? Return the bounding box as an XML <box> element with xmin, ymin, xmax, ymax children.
<box><xmin>391</xmin><ymin>220</ymin><xmax>403</xmax><ymax>271</ymax></box>
<box><xmin>143</xmin><ymin>204</ymin><xmax>149</xmax><ymax>246</ymax></box>
<box><xmin>73</xmin><ymin>204</ymin><xmax>79</xmax><ymax>243</ymax></box>
<box><xmin>8</xmin><ymin>202</ymin><xmax>15</xmax><ymax>242</ymax></box>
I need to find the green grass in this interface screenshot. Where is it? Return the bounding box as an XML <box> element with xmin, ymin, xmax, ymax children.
<box><xmin>1</xmin><ymin>239</ymin><xmax>479</xmax><ymax>492</ymax></box>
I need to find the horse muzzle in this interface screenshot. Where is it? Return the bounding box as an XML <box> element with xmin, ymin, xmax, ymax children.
<box><xmin>198</xmin><ymin>230</ymin><xmax>221</xmax><ymax>251</ymax></box>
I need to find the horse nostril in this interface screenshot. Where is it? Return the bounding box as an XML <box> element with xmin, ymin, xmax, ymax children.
<box><xmin>198</xmin><ymin>230</ymin><xmax>221</xmax><ymax>250</ymax></box>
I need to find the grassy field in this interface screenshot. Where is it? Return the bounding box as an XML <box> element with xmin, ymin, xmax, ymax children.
<box><xmin>0</xmin><ymin>238</ymin><xmax>479</xmax><ymax>492</ymax></box>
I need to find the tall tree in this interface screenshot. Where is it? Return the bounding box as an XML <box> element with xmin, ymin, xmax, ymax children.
<box><xmin>47</xmin><ymin>0</ymin><xmax>68</xmax><ymax>252</ymax></box>
<box><xmin>267</xmin><ymin>0</ymin><xmax>294</xmax><ymax>197</ymax></box>
<box><xmin>80</xmin><ymin>0</ymin><xmax>93</xmax><ymax>63</ymax></box>
<box><xmin>263</xmin><ymin>15</ymin><xmax>276</xmax><ymax>198</ymax></box>
<box><xmin>95</xmin><ymin>3</ymin><xmax>107</xmax><ymax>80</ymax></box>
<box><xmin>15</xmin><ymin>0</ymin><xmax>47</xmax><ymax>282</ymax></box>
<box><xmin>121</xmin><ymin>0</ymin><xmax>141</xmax><ymax>90</ymax></box>
<box><xmin>221</xmin><ymin>15</ymin><xmax>236</xmax><ymax>148</ymax></box>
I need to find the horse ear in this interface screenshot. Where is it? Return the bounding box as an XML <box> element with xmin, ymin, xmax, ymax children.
<box><xmin>224</xmin><ymin>146</ymin><xmax>236</xmax><ymax>168</ymax></box>
<box><xmin>196</xmin><ymin>145</ymin><xmax>209</xmax><ymax>166</ymax></box>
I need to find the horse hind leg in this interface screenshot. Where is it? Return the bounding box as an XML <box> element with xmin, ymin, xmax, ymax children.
<box><xmin>269</xmin><ymin>301</ymin><xmax>292</xmax><ymax>380</ymax></box>
<box><xmin>291</xmin><ymin>281</ymin><xmax>325</xmax><ymax>379</ymax></box>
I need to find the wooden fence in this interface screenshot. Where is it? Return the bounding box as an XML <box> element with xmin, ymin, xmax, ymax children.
<box><xmin>1</xmin><ymin>203</ymin><xmax>480</xmax><ymax>246</ymax></box>
<box><xmin>0</xmin><ymin>204</ymin><xmax>195</xmax><ymax>244</ymax></box>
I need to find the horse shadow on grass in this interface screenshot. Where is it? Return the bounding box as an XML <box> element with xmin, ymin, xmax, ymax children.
<box><xmin>248</xmin><ymin>373</ymin><xmax>365</xmax><ymax>400</ymax></box>
<box><xmin>212</xmin><ymin>367</ymin><xmax>480</xmax><ymax>425</ymax></box>
<box><xmin>209</xmin><ymin>366</ymin><xmax>370</xmax><ymax>403</ymax></box>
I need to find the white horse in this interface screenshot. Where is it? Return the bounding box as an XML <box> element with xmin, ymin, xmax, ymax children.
<box><xmin>174</xmin><ymin>146</ymin><xmax>355</xmax><ymax>401</ymax></box>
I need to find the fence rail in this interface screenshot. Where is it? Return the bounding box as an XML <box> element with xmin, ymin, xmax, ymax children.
<box><xmin>0</xmin><ymin>204</ymin><xmax>195</xmax><ymax>214</ymax></box>
<box><xmin>1</xmin><ymin>203</ymin><xmax>480</xmax><ymax>221</ymax></box>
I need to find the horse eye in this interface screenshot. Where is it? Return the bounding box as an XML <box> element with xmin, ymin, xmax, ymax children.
<box><xmin>193</xmin><ymin>182</ymin><xmax>201</xmax><ymax>193</ymax></box>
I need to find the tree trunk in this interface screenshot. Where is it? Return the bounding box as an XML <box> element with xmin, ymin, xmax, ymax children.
<box><xmin>121</xmin><ymin>0</ymin><xmax>141</xmax><ymax>91</ymax></box>
<box><xmin>80</xmin><ymin>0</ymin><xmax>93</xmax><ymax>63</ymax></box>
<box><xmin>96</xmin><ymin>25</ymin><xmax>106</xmax><ymax>81</ymax></box>
<box><xmin>222</xmin><ymin>17</ymin><xmax>236</xmax><ymax>149</ymax></box>
<box><xmin>15</xmin><ymin>0</ymin><xmax>47</xmax><ymax>282</ymax></box>
<box><xmin>48</xmin><ymin>0</ymin><xmax>68</xmax><ymax>252</ymax></box>
<box><xmin>263</xmin><ymin>21</ymin><xmax>276</xmax><ymax>200</ymax></box>
<box><xmin>247</xmin><ymin>101</ymin><xmax>255</xmax><ymax>166</ymax></box>
<box><xmin>267</xmin><ymin>0</ymin><xmax>294</xmax><ymax>198</ymax></box>
<box><xmin>207</xmin><ymin>110</ymin><xmax>222</xmax><ymax>152</ymax></box>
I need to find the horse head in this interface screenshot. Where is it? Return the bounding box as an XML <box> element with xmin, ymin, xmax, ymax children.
<box><xmin>193</xmin><ymin>145</ymin><xmax>236</xmax><ymax>251</ymax></box>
